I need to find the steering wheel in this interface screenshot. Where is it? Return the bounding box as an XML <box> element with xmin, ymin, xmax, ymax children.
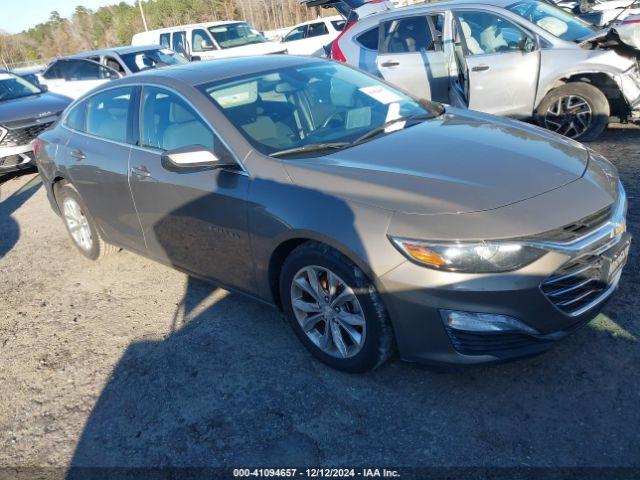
<box><xmin>321</xmin><ymin>111</ymin><xmax>346</xmax><ymax>129</ymax></box>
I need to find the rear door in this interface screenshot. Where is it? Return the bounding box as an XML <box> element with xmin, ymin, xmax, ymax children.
<box><xmin>376</xmin><ymin>13</ymin><xmax>449</xmax><ymax>102</ymax></box>
<box><xmin>63</xmin><ymin>86</ymin><xmax>145</xmax><ymax>251</ymax></box>
<box><xmin>453</xmin><ymin>10</ymin><xmax>540</xmax><ymax>118</ymax></box>
<box><xmin>128</xmin><ymin>86</ymin><xmax>254</xmax><ymax>290</ymax></box>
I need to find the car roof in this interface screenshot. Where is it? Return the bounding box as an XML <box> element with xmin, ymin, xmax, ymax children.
<box><xmin>68</xmin><ymin>45</ymin><xmax>164</xmax><ymax>58</ymax></box>
<box><xmin>140</xmin><ymin>20</ymin><xmax>244</xmax><ymax>34</ymax></box>
<box><xmin>116</xmin><ymin>55</ymin><xmax>323</xmax><ymax>87</ymax></box>
<box><xmin>293</xmin><ymin>15</ymin><xmax>345</xmax><ymax>27</ymax></box>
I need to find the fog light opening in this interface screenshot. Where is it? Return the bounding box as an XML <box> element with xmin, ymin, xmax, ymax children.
<box><xmin>441</xmin><ymin>310</ymin><xmax>539</xmax><ymax>335</ymax></box>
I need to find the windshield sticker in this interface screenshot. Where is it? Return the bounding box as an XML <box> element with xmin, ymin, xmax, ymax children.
<box><xmin>359</xmin><ymin>85</ymin><xmax>403</xmax><ymax>105</ymax></box>
<box><xmin>210</xmin><ymin>27</ymin><xmax>229</xmax><ymax>33</ymax></box>
<box><xmin>346</xmin><ymin>107</ymin><xmax>372</xmax><ymax>130</ymax></box>
<box><xmin>160</xmin><ymin>48</ymin><xmax>174</xmax><ymax>54</ymax></box>
<box><xmin>385</xmin><ymin>102</ymin><xmax>405</xmax><ymax>133</ymax></box>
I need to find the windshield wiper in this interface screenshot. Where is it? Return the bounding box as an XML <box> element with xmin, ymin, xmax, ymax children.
<box><xmin>270</xmin><ymin>142</ymin><xmax>351</xmax><ymax>158</ymax></box>
<box><xmin>351</xmin><ymin>113</ymin><xmax>437</xmax><ymax>146</ymax></box>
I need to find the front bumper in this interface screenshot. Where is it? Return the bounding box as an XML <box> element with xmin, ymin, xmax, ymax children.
<box><xmin>379</xmin><ymin>193</ymin><xmax>630</xmax><ymax>366</ymax></box>
<box><xmin>0</xmin><ymin>143</ymin><xmax>37</xmax><ymax>173</ymax></box>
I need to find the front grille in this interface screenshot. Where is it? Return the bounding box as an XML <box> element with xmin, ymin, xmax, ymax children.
<box><xmin>0</xmin><ymin>121</ymin><xmax>53</xmax><ymax>147</ymax></box>
<box><xmin>537</xmin><ymin>204</ymin><xmax>614</xmax><ymax>243</ymax></box>
<box><xmin>445</xmin><ymin>328</ymin><xmax>547</xmax><ymax>357</ymax></box>
<box><xmin>541</xmin><ymin>233</ymin><xmax>629</xmax><ymax>317</ymax></box>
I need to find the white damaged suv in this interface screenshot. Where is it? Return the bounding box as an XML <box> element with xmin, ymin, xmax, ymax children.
<box><xmin>326</xmin><ymin>0</ymin><xmax>640</xmax><ymax>140</ymax></box>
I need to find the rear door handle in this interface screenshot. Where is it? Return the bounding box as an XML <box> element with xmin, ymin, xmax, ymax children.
<box><xmin>472</xmin><ymin>65</ymin><xmax>490</xmax><ymax>72</ymax></box>
<box><xmin>381</xmin><ymin>61</ymin><xmax>400</xmax><ymax>68</ymax></box>
<box><xmin>131</xmin><ymin>165</ymin><xmax>152</xmax><ymax>179</ymax></box>
<box><xmin>70</xmin><ymin>149</ymin><xmax>86</xmax><ymax>160</ymax></box>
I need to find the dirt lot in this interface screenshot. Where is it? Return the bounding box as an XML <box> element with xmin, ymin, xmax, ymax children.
<box><xmin>1</xmin><ymin>125</ymin><xmax>639</xmax><ymax>471</ymax></box>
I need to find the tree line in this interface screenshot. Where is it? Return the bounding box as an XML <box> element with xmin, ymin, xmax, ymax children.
<box><xmin>0</xmin><ymin>0</ymin><xmax>322</xmax><ymax>69</ymax></box>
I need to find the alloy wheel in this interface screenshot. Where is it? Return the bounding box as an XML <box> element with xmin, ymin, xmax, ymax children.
<box><xmin>63</xmin><ymin>197</ymin><xmax>93</xmax><ymax>252</ymax></box>
<box><xmin>290</xmin><ymin>265</ymin><xmax>366</xmax><ymax>359</ymax></box>
<box><xmin>543</xmin><ymin>95</ymin><xmax>592</xmax><ymax>139</ymax></box>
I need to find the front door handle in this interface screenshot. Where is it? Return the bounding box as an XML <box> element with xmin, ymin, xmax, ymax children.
<box><xmin>131</xmin><ymin>165</ymin><xmax>152</xmax><ymax>179</ymax></box>
<box><xmin>381</xmin><ymin>60</ymin><xmax>400</xmax><ymax>68</ymax></box>
<box><xmin>472</xmin><ymin>65</ymin><xmax>490</xmax><ymax>72</ymax></box>
<box><xmin>70</xmin><ymin>149</ymin><xmax>86</xmax><ymax>160</ymax></box>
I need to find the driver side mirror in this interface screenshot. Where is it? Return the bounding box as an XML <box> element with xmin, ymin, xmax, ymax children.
<box><xmin>39</xmin><ymin>84</ymin><xmax>48</xmax><ymax>93</ymax></box>
<box><xmin>161</xmin><ymin>145</ymin><xmax>234</xmax><ymax>172</ymax></box>
<box><xmin>520</xmin><ymin>35</ymin><xmax>538</xmax><ymax>53</ymax></box>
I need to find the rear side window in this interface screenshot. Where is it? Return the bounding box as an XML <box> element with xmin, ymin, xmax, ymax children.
<box><xmin>380</xmin><ymin>16</ymin><xmax>435</xmax><ymax>53</ymax></box>
<box><xmin>65</xmin><ymin>103</ymin><xmax>86</xmax><ymax>131</ymax></box>
<box><xmin>356</xmin><ymin>27</ymin><xmax>379</xmax><ymax>50</ymax></box>
<box><xmin>85</xmin><ymin>87</ymin><xmax>133</xmax><ymax>143</ymax></box>
<box><xmin>306</xmin><ymin>22</ymin><xmax>329</xmax><ymax>38</ymax></box>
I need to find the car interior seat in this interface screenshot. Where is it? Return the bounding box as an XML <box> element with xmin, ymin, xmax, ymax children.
<box><xmin>162</xmin><ymin>101</ymin><xmax>214</xmax><ymax>151</ymax></box>
<box><xmin>460</xmin><ymin>20</ymin><xmax>484</xmax><ymax>55</ymax></box>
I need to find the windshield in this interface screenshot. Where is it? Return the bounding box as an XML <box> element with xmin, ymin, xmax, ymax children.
<box><xmin>199</xmin><ymin>62</ymin><xmax>438</xmax><ymax>156</ymax></box>
<box><xmin>208</xmin><ymin>23</ymin><xmax>268</xmax><ymax>49</ymax></box>
<box><xmin>120</xmin><ymin>48</ymin><xmax>188</xmax><ymax>73</ymax></box>
<box><xmin>0</xmin><ymin>73</ymin><xmax>41</xmax><ymax>102</ymax></box>
<box><xmin>508</xmin><ymin>0</ymin><xmax>596</xmax><ymax>41</ymax></box>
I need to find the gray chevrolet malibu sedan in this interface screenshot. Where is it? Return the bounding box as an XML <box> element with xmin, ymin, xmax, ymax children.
<box><xmin>36</xmin><ymin>56</ymin><xmax>630</xmax><ymax>372</ymax></box>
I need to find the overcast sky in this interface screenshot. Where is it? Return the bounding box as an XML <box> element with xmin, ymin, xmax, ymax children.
<box><xmin>0</xmin><ymin>0</ymin><xmax>137</xmax><ymax>34</ymax></box>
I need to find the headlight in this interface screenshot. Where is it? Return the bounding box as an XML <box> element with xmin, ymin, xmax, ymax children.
<box><xmin>390</xmin><ymin>238</ymin><xmax>547</xmax><ymax>273</ymax></box>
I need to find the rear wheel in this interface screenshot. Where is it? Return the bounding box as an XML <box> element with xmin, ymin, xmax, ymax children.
<box><xmin>535</xmin><ymin>82</ymin><xmax>609</xmax><ymax>142</ymax></box>
<box><xmin>280</xmin><ymin>242</ymin><xmax>394</xmax><ymax>372</ymax></box>
<box><xmin>56</xmin><ymin>183</ymin><xmax>117</xmax><ymax>261</ymax></box>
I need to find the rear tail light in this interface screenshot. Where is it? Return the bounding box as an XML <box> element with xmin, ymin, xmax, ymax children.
<box><xmin>33</xmin><ymin>138</ymin><xmax>41</xmax><ymax>157</ymax></box>
<box><xmin>330</xmin><ymin>20</ymin><xmax>358</xmax><ymax>62</ymax></box>
<box><xmin>622</xmin><ymin>17</ymin><xmax>640</xmax><ymax>24</ymax></box>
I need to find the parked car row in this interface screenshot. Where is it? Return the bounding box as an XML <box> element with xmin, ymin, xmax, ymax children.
<box><xmin>309</xmin><ymin>0</ymin><xmax>640</xmax><ymax>141</ymax></box>
<box><xmin>34</xmin><ymin>56</ymin><xmax>630</xmax><ymax>372</ymax></box>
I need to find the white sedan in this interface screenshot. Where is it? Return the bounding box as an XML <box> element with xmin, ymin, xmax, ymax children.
<box><xmin>280</xmin><ymin>16</ymin><xmax>346</xmax><ymax>55</ymax></box>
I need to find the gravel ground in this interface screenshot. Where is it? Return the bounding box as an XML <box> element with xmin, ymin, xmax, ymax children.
<box><xmin>0</xmin><ymin>125</ymin><xmax>639</xmax><ymax>471</ymax></box>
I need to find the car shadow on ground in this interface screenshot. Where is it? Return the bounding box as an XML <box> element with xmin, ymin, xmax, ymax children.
<box><xmin>0</xmin><ymin>172</ymin><xmax>41</xmax><ymax>258</ymax></box>
<box><xmin>66</xmin><ymin>272</ymin><xmax>640</xmax><ymax>473</ymax></box>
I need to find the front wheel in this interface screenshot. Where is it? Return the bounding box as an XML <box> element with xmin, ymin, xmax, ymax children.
<box><xmin>280</xmin><ymin>242</ymin><xmax>394</xmax><ymax>372</ymax></box>
<box><xmin>535</xmin><ymin>82</ymin><xmax>609</xmax><ymax>142</ymax></box>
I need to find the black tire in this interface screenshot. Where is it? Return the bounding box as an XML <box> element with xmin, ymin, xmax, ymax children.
<box><xmin>535</xmin><ymin>82</ymin><xmax>609</xmax><ymax>142</ymax></box>
<box><xmin>55</xmin><ymin>182</ymin><xmax>117</xmax><ymax>261</ymax></box>
<box><xmin>280</xmin><ymin>241</ymin><xmax>395</xmax><ymax>372</ymax></box>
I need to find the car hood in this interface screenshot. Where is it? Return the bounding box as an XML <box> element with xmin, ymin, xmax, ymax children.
<box><xmin>282</xmin><ymin>109</ymin><xmax>590</xmax><ymax>215</ymax></box>
<box><xmin>578</xmin><ymin>21</ymin><xmax>640</xmax><ymax>50</ymax></box>
<box><xmin>0</xmin><ymin>92</ymin><xmax>71</xmax><ymax>126</ymax></box>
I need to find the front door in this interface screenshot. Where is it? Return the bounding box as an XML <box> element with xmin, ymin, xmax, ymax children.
<box><xmin>128</xmin><ymin>86</ymin><xmax>254</xmax><ymax>291</ymax></box>
<box><xmin>63</xmin><ymin>86</ymin><xmax>145</xmax><ymax>251</ymax></box>
<box><xmin>453</xmin><ymin>10</ymin><xmax>540</xmax><ymax>118</ymax></box>
<box><xmin>376</xmin><ymin>13</ymin><xmax>449</xmax><ymax>102</ymax></box>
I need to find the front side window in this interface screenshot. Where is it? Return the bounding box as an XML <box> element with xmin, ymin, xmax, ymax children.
<box><xmin>208</xmin><ymin>23</ymin><xmax>268</xmax><ymax>49</ymax></box>
<box><xmin>199</xmin><ymin>62</ymin><xmax>439</xmax><ymax>155</ymax></box>
<box><xmin>507</xmin><ymin>0</ymin><xmax>595</xmax><ymax>41</ymax></box>
<box><xmin>456</xmin><ymin>11</ymin><xmax>532</xmax><ymax>55</ymax></box>
<box><xmin>307</xmin><ymin>22</ymin><xmax>329</xmax><ymax>38</ymax></box>
<box><xmin>380</xmin><ymin>15</ymin><xmax>437</xmax><ymax>53</ymax></box>
<box><xmin>104</xmin><ymin>56</ymin><xmax>125</xmax><ymax>74</ymax></box>
<box><xmin>85</xmin><ymin>87</ymin><xmax>133</xmax><ymax>143</ymax></box>
<box><xmin>120</xmin><ymin>48</ymin><xmax>188</xmax><ymax>73</ymax></box>
<box><xmin>140</xmin><ymin>87</ymin><xmax>214</xmax><ymax>152</ymax></box>
<box><xmin>192</xmin><ymin>29</ymin><xmax>216</xmax><ymax>52</ymax></box>
<box><xmin>64</xmin><ymin>59</ymin><xmax>115</xmax><ymax>81</ymax></box>
<box><xmin>284</xmin><ymin>26</ymin><xmax>307</xmax><ymax>42</ymax></box>
<box><xmin>0</xmin><ymin>72</ymin><xmax>41</xmax><ymax>102</ymax></box>
<box><xmin>42</xmin><ymin>61</ymin><xmax>65</xmax><ymax>80</ymax></box>
<box><xmin>332</xmin><ymin>20</ymin><xmax>347</xmax><ymax>31</ymax></box>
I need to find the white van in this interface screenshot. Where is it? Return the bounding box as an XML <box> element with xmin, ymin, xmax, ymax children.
<box><xmin>131</xmin><ymin>21</ymin><xmax>287</xmax><ymax>61</ymax></box>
